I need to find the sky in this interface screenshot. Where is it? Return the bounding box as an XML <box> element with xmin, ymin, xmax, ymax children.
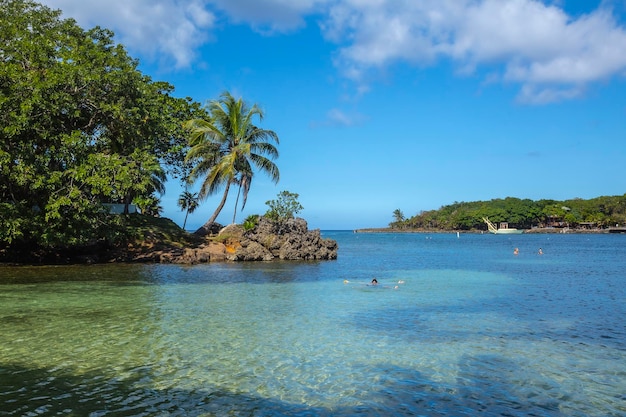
<box><xmin>39</xmin><ymin>0</ymin><xmax>626</xmax><ymax>230</ymax></box>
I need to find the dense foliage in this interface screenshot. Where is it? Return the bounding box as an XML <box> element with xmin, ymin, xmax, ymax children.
<box><xmin>0</xmin><ymin>0</ymin><xmax>204</xmax><ymax>252</ymax></box>
<box><xmin>390</xmin><ymin>195</ymin><xmax>626</xmax><ymax>230</ymax></box>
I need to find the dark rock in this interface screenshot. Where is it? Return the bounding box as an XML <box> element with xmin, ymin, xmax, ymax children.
<box><xmin>173</xmin><ymin>242</ymin><xmax>227</xmax><ymax>264</ymax></box>
<box><xmin>229</xmin><ymin>241</ymin><xmax>273</xmax><ymax>261</ymax></box>
<box><xmin>193</xmin><ymin>222</ymin><xmax>224</xmax><ymax>236</ymax></box>
<box><xmin>229</xmin><ymin>217</ymin><xmax>338</xmax><ymax>261</ymax></box>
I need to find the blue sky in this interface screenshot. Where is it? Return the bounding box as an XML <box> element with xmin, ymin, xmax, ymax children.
<box><xmin>41</xmin><ymin>0</ymin><xmax>626</xmax><ymax>230</ymax></box>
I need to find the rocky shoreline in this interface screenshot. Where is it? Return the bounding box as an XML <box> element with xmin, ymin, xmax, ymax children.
<box><xmin>130</xmin><ymin>217</ymin><xmax>338</xmax><ymax>264</ymax></box>
<box><xmin>1</xmin><ymin>217</ymin><xmax>338</xmax><ymax>265</ymax></box>
<box><xmin>7</xmin><ymin>220</ymin><xmax>620</xmax><ymax>265</ymax></box>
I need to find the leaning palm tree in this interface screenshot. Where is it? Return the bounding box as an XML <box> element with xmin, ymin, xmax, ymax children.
<box><xmin>184</xmin><ymin>91</ymin><xmax>280</xmax><ymax>235</ymax></box>
<box><xmin>177</xmin><ymin>190</ymin><xmax>199</xmax><ymax>230</ymax></box>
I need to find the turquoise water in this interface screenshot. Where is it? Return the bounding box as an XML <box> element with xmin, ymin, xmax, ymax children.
<box><xmin>1</xmin><ymin>232</ymin><xmax>625</xmax><ymax>416</ymax></box>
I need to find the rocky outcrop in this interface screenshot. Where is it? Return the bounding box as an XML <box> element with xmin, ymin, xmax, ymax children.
<box><xmin>0</xmin><ymin>218</ymin><xmax>336</xmax><ymax>265</ymax></box>
<box><xmin>225</xmin><ymin>217</ymin><xmax>338</xmax><ymax>261</ymax></box>
<box><xmin>160</xmin><ymin>241</ymin><xmax>228</xmax><ymax>263</ymax></box>
<box><xmin>133</xmin><ymin>217</ymin><xmax>337</xmax><ymax>264</ymax></box>
<box><xmin>100</xmin><ymin>217</ymin><xmax>336</xmax><ymax>264</ymax></box>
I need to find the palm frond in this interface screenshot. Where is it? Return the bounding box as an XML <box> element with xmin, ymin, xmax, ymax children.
<box><xmin>183</xmin><ymin>90</ymin><xmax>281</xmax><ymax>227</ymax></box>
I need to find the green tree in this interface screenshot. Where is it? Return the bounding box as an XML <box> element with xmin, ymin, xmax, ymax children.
<box><xmin>265</xmin><ymin>191</ymin><xmax>303</xmax><ymax>223</ymax></box>
<box><xmin>133</xmin><ymin>194</ymin><xmax>163</xmax><ymax>217</ymax></box>
<box><xmin>184</xmin><ymin>91</ymin><xmax>280</xmax><ymax>234</ymax></box>
<box><xmin>177</xmin><ymin>190</ymin><xmax>199</xmax><ymax>230</ymax></box>
<box><xmin>0</xmin><ymin>0</ymin><xmax>200</xmax><ymax>250</ymax></box>
<box><xmin>390</xmin><ymin>209</ymin><xmax>405</xmax><ymax>228</ymax></box>
<box><xmin>402</xmin><ymin>195</ymin><xmax>626</xmax><ymax>232</ymax></box>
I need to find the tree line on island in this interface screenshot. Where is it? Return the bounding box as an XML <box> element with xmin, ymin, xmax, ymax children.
<box><xmin>0</xmin><ymin>0</ymin><xmax>294</xmax><ymax>259</ymax></box>
<box><xmin>390</xmin><ymin>195</ymin><xmax>626</xmax><ymax>231</ymax></box>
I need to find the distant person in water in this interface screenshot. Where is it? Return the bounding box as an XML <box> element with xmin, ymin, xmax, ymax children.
<box><xmin>538</xmin><ymin>248</ymin><xmax>543</xmax><ymax>255</ymax></box>
<box><xmin>371</xmin><ymin>278</ymin><xmax>378</xmax><ymax>285</ymax></box>
<box><xmin>513</xmin><ymin>248</ymin><xmax>519</xmax><ymax>255</ymax></box>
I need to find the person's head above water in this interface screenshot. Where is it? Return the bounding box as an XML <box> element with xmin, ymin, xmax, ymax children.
<box><xmin>371</xmin><ymin>278</ymin><xmax>378</xmax><ymax>285</ymax></box>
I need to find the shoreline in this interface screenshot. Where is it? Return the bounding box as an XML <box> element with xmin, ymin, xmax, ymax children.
<box><xmin>0</xmin><ymin>217</ymin><xmax>338</xmax><ymax>266</ymax></box>
<box><xmin>353</xmin><ymin>227</ymin><xmax>621</xmax><ymax>234</ymax></box>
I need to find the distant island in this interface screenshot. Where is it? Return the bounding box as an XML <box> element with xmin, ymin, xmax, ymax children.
<box><xmin>369</xmin><ymin>195</ymin><xmax>626</xmax><ymax>234</ymax></box>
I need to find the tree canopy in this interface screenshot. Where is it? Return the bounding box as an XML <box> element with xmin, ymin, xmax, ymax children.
<box><xmin>390</xmin><ymin>195</ymin><xmax>626</xmax><ymax>231</ymax></box>
<box><xmin>0</xmin><ymin>0</ymin><xmax>204</xmax><ymax>251</ymax></box>
<box><xmin>265</xmin><ymin>191</ymin><xmax>303</xmax><ymax>223</ymax></box>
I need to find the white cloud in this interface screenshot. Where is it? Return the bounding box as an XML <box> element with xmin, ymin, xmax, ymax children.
<box><xmin>311</xmin><ymin>108</ymin><xmax>367</xmax><ymax>128</ymax></box>
<box><xmin>324</xmin><ymin>0</ymin><xmax>626</xmax><ymax>103</ymax></box>
<box><xmin>39</xmin><ymin>0</ymin><xmax>215</xmax><ymax>68</ymax></box>
<box><xmin>39</xmin><ymin>0</ymin><xmax>329</xmax><ymax>64</ymax></box>
<box><xmin>38</xmin><ymin>0</ymin><xmax>626</xmax><ymax>103</ymax></box>
<box><xmin>516</xmin><ymin>84</ymin><xmax>586</xmax><ymax>104</ymax></box>
<box><xmin>209</xmin><ymin>0</ymin><xmax>329</xmax><ymax>32</ymax></box>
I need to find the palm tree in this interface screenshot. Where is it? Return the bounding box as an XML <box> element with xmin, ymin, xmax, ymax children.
<box><xmin>177</xmin><ymin>190</ymin><xmax>199</xmax><ymax>230</ymax></box>
<box><xmin>393</xmin><ymin>209</ymin><xmax>405</xmax><ymax>222</ymax></box>
<box><xmin>391</xmin><ymin>209</ymin><xmax>406</xmax><ymax>229</ymax></box>
<box><xmin>184</xmin><ymin>91</ymin><xmax>280</xmax><ymax>235</ymax></box>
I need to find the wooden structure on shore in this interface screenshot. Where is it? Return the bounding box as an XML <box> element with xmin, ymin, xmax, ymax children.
<box><xmin>483</xmin><ymin>217</ymin><xmax>524</xmax><ymax>234</ymax></box>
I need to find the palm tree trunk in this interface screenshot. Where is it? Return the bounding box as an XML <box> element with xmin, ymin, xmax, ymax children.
<box><xmin>183</xmin><ymin>211</ymin><xmax>189</xmax><ymax>230</ymax></box>
<box><xmin>194</xmin><ymin>182</ymin><xmax>231</xmax><ymax>236</ymax></box>
<box><xmin>232</xmin><ymin>184</ymin><xmax>242</xmax><ymax>225</ymax></box>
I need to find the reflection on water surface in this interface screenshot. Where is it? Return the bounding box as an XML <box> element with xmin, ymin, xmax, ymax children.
<box><xmin>1</xmin><ymin>233</ymin><xmax>625</xmax><ymax>416</ymax></box>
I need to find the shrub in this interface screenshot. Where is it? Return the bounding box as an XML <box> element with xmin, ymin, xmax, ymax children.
<box><xmin>264</xmin><ymin>191</ymin><xmax>303</xmax><ymax>223</ymax></box>
<box><xmin>243</xmin><ymin>214</ymin><xmax>260</xmax><ymax>231</ymax></box>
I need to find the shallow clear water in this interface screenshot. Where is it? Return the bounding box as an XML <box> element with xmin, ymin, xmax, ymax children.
<box><xmin>1</xmin><ymin>232</ymin><xmax>625</xmax><ymax>416</ymax></box>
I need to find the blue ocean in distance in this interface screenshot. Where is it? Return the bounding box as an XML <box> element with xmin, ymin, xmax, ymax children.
<box><xmin>0</xmin><ymin>231</ymin><xmax>625</xmax><ymax>416</ymax></box>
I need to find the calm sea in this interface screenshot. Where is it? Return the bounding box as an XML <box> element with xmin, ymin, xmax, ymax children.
<box><xmin>0</xmin><ymin>231</ymin><xmax>624</xmax><ymax>416</ymax></box>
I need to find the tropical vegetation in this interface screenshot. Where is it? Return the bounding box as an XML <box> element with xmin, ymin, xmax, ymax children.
<box><xmin>389</xmin><ymin>196</ymin><xmax>626</xmax><ymax>231</ymax></box>
<box><xmin>1</xmin><ymin>0</ymin><xmax>288</xmax><ymax>262</ymax></box>
<box><xmin>183</xmin><ymin>92</ymin><xmax>280</xmax><ymax>235</ymax></box>
<box><xmin>0</xmin><ymin>0</ymin><xmax>205</xmax><ymax>254</ymax></box>
<box><xmin>177</xmin><ymin>191</ymin><xmax>199</xmax><ymax>230</ymax></box>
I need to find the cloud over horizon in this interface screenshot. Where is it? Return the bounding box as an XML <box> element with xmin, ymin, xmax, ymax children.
<box><xmin>39</xmin><ymin>0</ymin><xmax>626</xmax><ymax>103</ymax></box>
